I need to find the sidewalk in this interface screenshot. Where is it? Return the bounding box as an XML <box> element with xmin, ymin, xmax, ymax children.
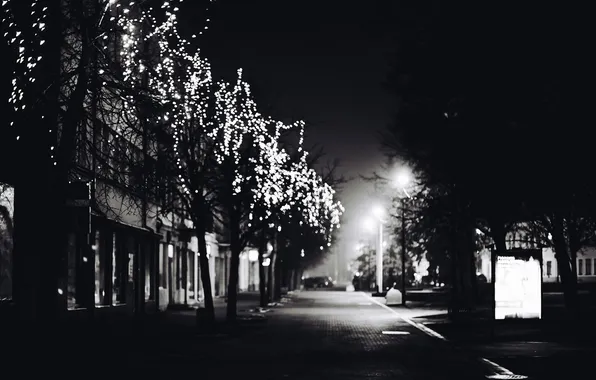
<box><xmin>3</xmin><ymin>292</ymin><xmax>296</xmax><ymax>377</ymax></box>
<box><xmin>369</xmin><ymin>290</ymin><xmax>596</xmax><ymax>346</ymax></box>
<box><xmin>411</xmin><ymin>305</ymin><xmax>596</xmax><ymax>345</ymax></box>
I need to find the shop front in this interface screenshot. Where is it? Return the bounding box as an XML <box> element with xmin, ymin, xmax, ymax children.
<box><xmin>65</xmin><ymin>214</ymin><xmax>160</xmax><ymax>319</ymax></box>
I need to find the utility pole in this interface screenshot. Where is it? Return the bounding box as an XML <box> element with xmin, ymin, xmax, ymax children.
<box><xmin>401</xmin><ymin>198</ymin><xmax>407</xmax><ymax>305</ymax></box>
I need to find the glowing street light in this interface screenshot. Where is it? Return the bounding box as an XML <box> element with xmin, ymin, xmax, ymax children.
<box><xmin>362</xmin><ymin>217</ymin><xmax>375</xmax><ymax>233</ymax></box>
<box><xmin>394</xmin><ymin>169</ymin><xmax>411</xmax><ymax>189</ymax></box>
<box><xmin>372</xmin><ymin>204</ymin><xmax>385</xmax><ymax>219</ymax></box>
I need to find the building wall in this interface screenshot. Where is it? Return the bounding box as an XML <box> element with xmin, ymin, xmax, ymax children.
<box><xmin>157</xmin><ymin>229</ymin><xmax>221</xmax><ymax>309</ymax></box>
<box><xmin>475</xmin><ymin>246</ymin><xmax>596</xmax><ymax>284</ymax></box>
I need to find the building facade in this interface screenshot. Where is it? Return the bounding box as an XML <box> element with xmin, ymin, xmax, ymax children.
<box><xmin>475</xmin><ymin>227</ymin><xmax>596</xmax><ymax>284</ymax></box>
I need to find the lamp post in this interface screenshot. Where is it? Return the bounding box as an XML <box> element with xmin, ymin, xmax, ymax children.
<box><xmin>400</xmin><ymin>198</ymin><xmax>407</xmax><ymax>305</ymax></box>
<box><xmin>394</xmin><ymin>170</ymin><xmax>411</xmax><ymax>306</ymax></box>
<box><xmin>372</xmin><ymin>205</ymin><xmax>385</xmax><ymax>293</ymax></box>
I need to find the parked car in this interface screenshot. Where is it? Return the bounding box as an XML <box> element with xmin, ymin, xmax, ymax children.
<box><xmin>303</xmin><ymin>276</ymin><xmax>334</xmax><ymax>289</ymax></box>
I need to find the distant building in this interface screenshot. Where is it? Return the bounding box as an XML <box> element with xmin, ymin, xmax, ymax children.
<box><xmin>475</xmin><ymin>226</ymin><xmax>596</xmax><ymax>284</ymax></box>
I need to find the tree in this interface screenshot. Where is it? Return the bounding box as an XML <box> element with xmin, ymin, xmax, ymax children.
<box><xmin>2</xmin><ymin>0</ymin><xmax>219</xmax><ymax>321</ymax></box>
<box><xmin>113</xmin><ymin>6</ymin><xmax>223</xmax><ymax>322</ymax></box>
<box><xmin>380</xmin><ymin>1</ymin><xmax>594</xmax><ymax>315</ymax></box>
<box><xmin>2</xmin><ymin>0</ymin><xmax>117</xmax><ymax>321</ymax></box>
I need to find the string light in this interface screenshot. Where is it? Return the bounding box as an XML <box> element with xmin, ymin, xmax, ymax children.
<box><xmin>2</xmin><ymin>0</ymin><xmax>343</xmax><ymax>249</ymax></box>
<box><xmin>2</xmin><ymin>0</ymin><xmax>49</xmax><ymax>151</ymax></box>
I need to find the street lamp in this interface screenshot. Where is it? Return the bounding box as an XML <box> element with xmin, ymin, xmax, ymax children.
<box><xmin>394</xmin><ymin>168</ymin><xmax>411</xmax><ymax>306</ymax></box>
<box><xmin>372</xmin><ymin>204</ymin><xmax>386</xmax><ymax>293</ymax></box>
<box><xmin>362</xmin><ymin>216</ymin><xmax>375</xmax><ymax>233</ymax></box>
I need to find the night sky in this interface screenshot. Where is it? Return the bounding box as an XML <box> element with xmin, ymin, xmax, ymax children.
<box><xmin>179</xmin><ymin>0</ymin><xmax>400</xmax><ymax>261</ymax></box>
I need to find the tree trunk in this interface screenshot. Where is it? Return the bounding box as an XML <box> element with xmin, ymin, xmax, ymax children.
<box><xmin>274</xmin><ymin>252</ymin><xmax>282</xmax><ymax>301</ymax></box>
<box><xmin>226</xmin><ymin>206</ymin><xmax>241</xmax><ymax>321</ymax></box>
<box><xmin>267</xmin><ymin>249</ymin><xmax>275</xmax><ymax>303</ymax></box>
<box><xmin>13</xmin><ymin>0</ymin><xmax>89</xmax><ymax>325</ymax></box>
<box><xmin>288</xmin><ymin>269</ymin><xmax>294</xmax><ymax>291</ymax></box>
<box><xmin>488</xmin><ymin>217</ymin><xmax>507</xmax><ymax>253</ymax></box>
<box><xmin>258</xmin><ymin>227</ymin><xmax>267</xmax><ymax>308</ymax></box>
<box><xmin>551</xmin><ymin>215</ymin><xmax>578</xmax><ymax>312</ymax></box>
<box><xmin>196</xmin><ymin>231</ymin><xmax>215</xmax><ymax>324</ymax></box>
<box><xmin>294</xmin><ymin>269</ymin><xmax>300</xmax><ymax>290</ymax></box>
<box><xmin>449</xmin><ymin>195</ymin><xmax>477</xmax><ymax>321</ymax></box>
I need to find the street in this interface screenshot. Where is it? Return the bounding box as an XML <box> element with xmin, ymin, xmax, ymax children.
<box><xmin>3</xmin><ymin>289</ymin><xmax>591</xmax><ymax>380</ymax></box>
<box><xmin>128</xmin><ymin>291</ymin><xmax>498</xmax><ymax>379</ymax></box>
<box><xmin>7</xmin><ymin>290</ymin><xmax>594</xmax><ymax>379</ymax></box>
<box><xmin>125</xmin><ymin>291</ymin><xmax>523</xmax><ymax>379</ymax></box>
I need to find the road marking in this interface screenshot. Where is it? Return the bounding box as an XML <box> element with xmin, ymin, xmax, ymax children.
<box><xmin>382</xmin><ymin>331</ymin><xmax>410</xmax><ymax>335</ymax></box>
<box><xmin>361</xmin><ymin>292</ymin><xmax>527</xmax><ymax>379</ymax></box>
<box><xmin>362</xmin><ymin>292</ymin><xmax>447</xmax><ymax>341</ymax></box>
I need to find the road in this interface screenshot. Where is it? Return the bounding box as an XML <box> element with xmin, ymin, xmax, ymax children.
<box><xmin>7</xmin><ymin>290</ymin><xmax>578</xmax><ymax>379</ymax></box>
<box><xmin>138</xmin><ymin>291</ymin><xmax>520</xmax><ymax>379</ymax></box>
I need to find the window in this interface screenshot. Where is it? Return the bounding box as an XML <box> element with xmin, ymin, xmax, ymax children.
<box><xmin>0</xmin><ymin>183</ymin><xmax>14</xmax><ymax>301</ymax></box>
<box><xmin>75</xmin><ymin>122</ymin><xmax>92</xmax><ymax>169</ymax></box>
<box><xmin>130</xmin><ymin>148</ymin><xmax>144</xmax><ymax>192</ymax></box>
<box><xmin>144</xmin><ymin>240</ymin><xmax>155</xmax><ymax>301</ymax></box>
<box><xmin>586</xmin><ymin>259</ymin><xmax>592</xmax><ymax>276</ymax></box>
<box><xmin>546</xmin><ymin>261</ymin><xmax>552</xmax><ymax>277</ymax></box>
<box><xmin>146</xmin><ymin>158</ymin><xmax>158</xmax><ymax>199</ymax></box>
<box><xmin>176</xmin><ymin>246</ymin><xmax>181</xmax><ymax>291</ymax></box>
<box><xmin>578</xmin><ymin>259</ymin><xmax>583</xmax><ymax>276</ymax></box>
<box><xmin>97</xmin><ymin>125</ymin><xmax>112</xmax><ymax>177</ymax></box>
<box><xmin>189</xmin><ymin>250</ymin><xmax>196</xmax><ymax>299</ymax></box>
<box><xmin>67</xmin><ymin>232</ymin><xmax>78</xmax><ymax>309</ymax></box>
<box><xmin>114</xmin><ymin>137</ymin><xmax>131</xmax><ymax>186</ymax></box>
<box><xmin>93</xmin><ymin>229</ymin><xmax>108</xmax><ymax>306</ymax></box>
<box><xmin>112</xmin><ymin>232</ymin><xmax>126</xmax><ymax>305</ymax></box>
<box><xmin>159</xmin><ymin>243</ymin><xmax>167</xmax><ymax>288</ymax></box>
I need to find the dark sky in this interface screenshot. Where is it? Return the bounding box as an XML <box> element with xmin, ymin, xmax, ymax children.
<box><xmin>180</xmin><ymin>0</ymin><xmax>399</xmax><ymax>258</ymax></box>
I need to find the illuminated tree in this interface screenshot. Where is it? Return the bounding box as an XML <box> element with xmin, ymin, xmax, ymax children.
<box><xmin>210</xmin><ymin>72</ymin><xmax>302</xmax><ymax>319</ymax></box>
<box><xmin>1</xmin><ymin>0</ymin><xmax>215</xmax><ymax>319</ymax></box>
<box><xmin>266</xmin><ymin>136</ymin><xmax>344</xmax><ymax>299</ymax></box>
<box><xmin>1</xmin><ymin>0</ymin><xmax>127</xmax><ymax>319</ymax></box>
<box><xmin>112</xmin><ymin>3</ymin><xmax>223</xmax><ymax>322</ymax></box>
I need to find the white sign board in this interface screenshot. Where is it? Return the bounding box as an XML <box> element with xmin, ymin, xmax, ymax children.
<box><xmin>494</xmin><ymin>250</ymin><xmax>542</xmax><ymax>320</ymax></box>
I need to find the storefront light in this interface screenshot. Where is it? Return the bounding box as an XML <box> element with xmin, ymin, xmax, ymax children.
<box><xmin>248</xmin><ymin>250</ymin><xmax>259</xmax><ymax>262</ymax></box>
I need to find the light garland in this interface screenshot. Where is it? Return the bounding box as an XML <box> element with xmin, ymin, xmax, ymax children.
<box><xmin>2</xmin><ymin>0</ymin><xmax>343</xmax><ymax>249</ymax></box>
<box><xmin>2</xmin><ymin>0</ymin><xmax>50</xmax><ymax>151</ymax></box>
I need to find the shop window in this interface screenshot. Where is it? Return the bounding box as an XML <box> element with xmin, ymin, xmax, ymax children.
<box><xmin>0</xmin><ymin>183</ymin><xmax>14</xmax><ymax>301</ymax></box>
<box><xmin>112</xmin><ymin>232</ymin><xmax>126</xmax><ymax>305</ymax></box>
<box><xmin>67</xmin><ymin>232</ymin><xmax>78</xmax><ymax>309</ymax></box>
<box><xmin>578</xmin><ymin>259</ymin><xmax>583</xmax><ymax>276</ymax></box>
<box><xmin>188</xmin><ymin>249</ymin><xmax>196</xmax><ymax>299</ymax></box>
<box><xmin>586</xmin><ymin>259</ymin><xmax>592</xmax><ymax>276</ymax></box>
<box><xmin>93</xmin><ymin>228</ymin><xmax>108</xmax><ymax>306</ymax></box>
<box><xmin>175</xmin><ymin>246</ymin><xmax>181</xmax><ymax>290</ymax></box>
<box><xmin>167</xmin><ymin>244</ymin><xmax>174</xmax><ymax>303</ymax></box>
<box><xmin>144</xmin><ymin>241</ymin><xmax>155</xmax><ymax>301</ymax></box>
<box><xmin>159</xmin><ymin>243</ymin><xmax>167</xmax><ymax>288</ymax></box>
<box><xmin>546</xmin><ymin>261</ymin><xmax>552</xmax><ymax>277</ymax></box>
